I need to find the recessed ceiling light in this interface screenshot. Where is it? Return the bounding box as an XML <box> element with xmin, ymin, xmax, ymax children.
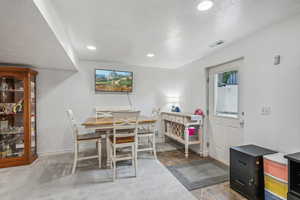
<box><xmin>147</xmin><ymin>53</ymin><xmax>155</xmax><ymax>58</ymax></box>
<box><xmin>197</xmin><ymin>0</ymin><xmax>214</xmax><ymax>11</ymax></box>
<box><xmin>86</xmin><ymin>45</ymin><xmax>96</xmax><ymax>50</ymax></box>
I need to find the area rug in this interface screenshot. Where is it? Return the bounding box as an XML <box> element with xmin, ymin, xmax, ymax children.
<box><xmin>166</xmin><ymin>159</ymin><xmax>229</xmax><ymax>191</ymax></box>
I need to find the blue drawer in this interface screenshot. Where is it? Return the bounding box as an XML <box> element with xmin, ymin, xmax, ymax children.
<box><xmin>265</xmin><ymin>190</ymin><xmax>285</xmax><ymax>200</ymax></box>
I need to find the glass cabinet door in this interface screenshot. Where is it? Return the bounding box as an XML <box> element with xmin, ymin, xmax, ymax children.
<box><xmin>0</xmin><ymin>76</ymin><xmax>25</xmax><ymax>159</ymax></box>
<box><xmin>30</xmin><ymin>76</ymin><xmax>37</xmax><ymax>156</ymax></box>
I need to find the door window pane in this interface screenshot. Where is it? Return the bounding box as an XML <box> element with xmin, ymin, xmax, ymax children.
<box><xmin>214</xmin><ymin>71</ymin><xmax>238</xmax><ymax>118</ymax></box>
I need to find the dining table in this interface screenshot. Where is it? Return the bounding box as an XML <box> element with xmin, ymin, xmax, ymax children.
<box><xmin>82</xmin><ymin>115</ymin><xmax>157</xmax><ymax>167</ymax></box>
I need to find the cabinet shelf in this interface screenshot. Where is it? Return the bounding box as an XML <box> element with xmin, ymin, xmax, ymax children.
<box><xmin>0</xmin><ymin>131</ymin><xmax>23</xmax><ymax>135</ymax></box>
<box><xmin>0</xmin><ymin>90</ymin><xmax>24</xmax><ymax>92</ymax></box>
<box><xmin>0</xmin><ymin>112</ymin><xmax>22</xmax><ymax>115</ymax></box>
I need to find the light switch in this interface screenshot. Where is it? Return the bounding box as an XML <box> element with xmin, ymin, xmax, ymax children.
<box><xmin>274</xmin><ymin>55</ymin><xmax>281</xmax><ymax>65</ymax></box>
<box><xmin>261</xmin><ymin>106</ymin><xmax>271</xmax><ymax>115</ymax></box>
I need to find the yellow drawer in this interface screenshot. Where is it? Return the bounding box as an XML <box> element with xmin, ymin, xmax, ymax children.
<box><xmin>264</xmin><ymin>175</ymin><xmax>288</xmax><ymax>199</ymax></box>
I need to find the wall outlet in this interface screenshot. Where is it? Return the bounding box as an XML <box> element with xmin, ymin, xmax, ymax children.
<box><xmin>261</xmin><ymin>106</ymin><xmax>271</xmax><ymax>115</ymax></box>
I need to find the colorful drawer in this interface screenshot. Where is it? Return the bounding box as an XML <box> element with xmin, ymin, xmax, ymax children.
<box><xmin>264</xmin><ymin>153</ymin><xmax>288</xmax><ymax>200</ymax></box>
<box><xmin>264</xmin><ymin>153</ymin><xmax>288</xmax><ymax>182</ymax></box>
<box><xmin>265</xmin><ymin>190</ymin><xmax>285</xmax><ymax>200</ymax></box>
<box><xmin>264</xmin><ymin>175</ymin><xmax>288</xmax><ymax>199</ymax></box>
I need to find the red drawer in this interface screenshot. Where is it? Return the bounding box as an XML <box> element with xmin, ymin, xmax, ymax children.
<box><xmin>264</xmin><ymin>158</ymin><xmax>288</xmax><ymax>182</ymax></box>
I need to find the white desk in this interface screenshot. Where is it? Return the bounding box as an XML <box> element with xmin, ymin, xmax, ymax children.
<box><xmin>161</xmin><ymin>112</ymin><xmax>204</xmax><ymax>158</ymax></box>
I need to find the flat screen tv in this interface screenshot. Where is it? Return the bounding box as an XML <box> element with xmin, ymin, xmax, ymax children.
<box><xmin>95</xmin><ymin>69</ymin><xmax>133</xmax><ymax>92</ymax></box>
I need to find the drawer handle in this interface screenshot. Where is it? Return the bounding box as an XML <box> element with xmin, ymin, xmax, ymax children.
<box><xmin>238</xmin><ymin>160</ymin><xmax>247</xmax><ymax>166</ymax></box>
<box><xmin>235</xmin><ymin>179</ymin><xmax>245</xmax><ymax>186</ymax></box>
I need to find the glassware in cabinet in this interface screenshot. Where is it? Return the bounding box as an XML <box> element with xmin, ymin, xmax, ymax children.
<box><xmin>0</xmin><ymin>76</ymin><xmax>25</xmax><ymax>159</ymax></box>
<box><xmin>30</xmin><ymin>76</ymin><xmax>37</xmax><ymax>156</ymax></box>
<box><xmin>0</xmin><ymin>66</ymin><xmax>38</xmax><ymax>168</ymax></box>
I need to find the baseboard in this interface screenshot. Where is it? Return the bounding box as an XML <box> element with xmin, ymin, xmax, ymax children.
<box><xmin>208</xmin><ymin>154</ymin><xmax>229</xmax><ymax>166</ymax></box>
<box><xmin>38</xmin><ymin>149</ymin><xmax>73</xmax><ymax>157</ymax></box>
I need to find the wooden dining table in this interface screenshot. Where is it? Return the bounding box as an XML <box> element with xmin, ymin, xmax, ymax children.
<box><xmin>82</xmin><ymin>115</ymin><xmax>157</xmax><ymax>167</ymax></box>
<box><xmin>82</xmin><ymin>116</ymin><xmax>157</xmax><ymax>129</ymax></box>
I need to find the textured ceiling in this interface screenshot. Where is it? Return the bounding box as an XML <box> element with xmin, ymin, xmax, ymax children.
<box><xmin>1</xmin><ymin>0</ymin><xmax>300</xmax><ymax>70</ymax></box>
<box><xmin>51</xmin><ymin>0</ymin><xmax>300</xmax><ymax>68</ymax></box>
<box><xmin>0</xmin><ymin>0</ymin><xmax>76</xmax><ymax>70</ymax></box>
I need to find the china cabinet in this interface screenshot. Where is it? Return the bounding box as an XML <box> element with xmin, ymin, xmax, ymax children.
<box><xmin>0</xmin><ymin>66</ymin><xmax>37</xmax><ymax>168</ymax></box>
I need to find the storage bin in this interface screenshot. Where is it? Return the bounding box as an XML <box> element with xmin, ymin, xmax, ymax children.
<box><xmin>188</xmin><ymin>127</ymin><xmax>196</xmax><ymax>136</ymax></box>
<box><xmin>264</xmin><ymin>153</ymin><xmax>288</xmax><ymax>182</ymax></box>
<box><xmin>264</xmin><ymin>175</ymin><xmax>288</xmax><ymax>199</ymax></box>
<box><xmin>265</xmin><ymin>189</ymin><xmax>285</xmax><ymax>200</ymax></box>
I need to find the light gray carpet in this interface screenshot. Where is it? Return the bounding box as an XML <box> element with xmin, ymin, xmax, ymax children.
<box><xmin>0</xmin><ymin>153</ymin><xmax>197</xmax><ymax>200</ymax></box>
<box><xmin>167</xmin><ymin>159</ymin><xmax>229</xmax><ymax>191</ymax></box>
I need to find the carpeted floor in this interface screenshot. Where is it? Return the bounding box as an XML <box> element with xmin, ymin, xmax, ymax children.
<box><xmin>0</xmin><ymin>153</ymin><xmax>197</xmax><ymax>200</ymax></box>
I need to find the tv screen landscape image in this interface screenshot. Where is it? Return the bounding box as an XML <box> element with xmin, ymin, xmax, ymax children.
<box><xmin>95</xmin><ymin>69</ymin><xmax>133</xmax><ymax>92</ymax></box>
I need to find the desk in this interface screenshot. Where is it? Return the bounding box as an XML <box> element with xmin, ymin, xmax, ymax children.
<box><xmin>161</xmin><ymin>112</ymin><xmax>204</xmax><ymax>158</ymax></box>
<box><xmin>82</xmin><ymin>116</ymin><xmax>157</xmax><ymax>167</ymax></box>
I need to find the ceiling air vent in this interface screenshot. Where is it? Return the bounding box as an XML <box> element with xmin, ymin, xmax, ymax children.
<box><xmin>209</xmin><ymin>40</ymin><xmax>224</xmax><ymax>48</ymax></box>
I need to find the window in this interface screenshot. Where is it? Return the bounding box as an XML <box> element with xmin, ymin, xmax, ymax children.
<box><xmin>214</xmin><ymin>70</ymin><xmax>238</xmax><ymax>118</ymax></box>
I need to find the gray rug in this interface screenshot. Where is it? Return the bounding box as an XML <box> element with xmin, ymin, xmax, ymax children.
<box><xmin>167</xmin><ymin>159</ymin><xmax>229</xmax><ymax>191</ymax></box>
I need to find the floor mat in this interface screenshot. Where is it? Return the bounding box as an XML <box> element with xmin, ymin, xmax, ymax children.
<box><xmin>166</xmin><ymin>159</ymin><xmax>229</xmax><ymax>191</ymax></box>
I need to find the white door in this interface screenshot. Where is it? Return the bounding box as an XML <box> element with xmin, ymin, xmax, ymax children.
<box><xmin>207</xmin><ymin>59</ymin><xmax>244</xmax><ymax>165</ymax></box>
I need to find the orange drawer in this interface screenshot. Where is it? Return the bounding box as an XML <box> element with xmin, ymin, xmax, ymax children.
<box><xmin>264</xmin><ymin>158</ymin><xmax>288</xmax><ymax>182</ymax></box>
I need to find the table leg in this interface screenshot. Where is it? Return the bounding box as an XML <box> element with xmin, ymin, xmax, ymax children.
<box><xmin>162</xmin><ymin>119</ymin><xmax>166</xmax><ymax>143</ymax></box>
<box><xmin>106</xmin><ymin>133</ymin><xmax>111</xmax><ymax>168</ymax></box>
<box><xmin>199</xmin><ymin>126</ymin><xmax>202</xmax><ymax>157</ymax></box>
<box><xmin>185</xmin><ymin>127</ymin><xmax>189</xmax><ymax>158</ymax></box>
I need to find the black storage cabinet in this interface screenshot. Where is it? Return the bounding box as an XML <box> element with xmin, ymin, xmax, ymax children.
<box><xmin>284</xmin><ymin>152</ymin><xmax>300</xmax><ymax>200</ymax></box>
<box><xmin>230</xmin><ymin>145</ymin><xmax>277</xmax><ymax>200</ymax></box>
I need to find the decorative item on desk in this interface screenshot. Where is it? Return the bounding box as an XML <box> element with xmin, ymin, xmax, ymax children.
<box><xmin>167</xmin><ymin>96</ymin><xmax>180</xmax><ymax>112</ymax></box>
<box><xmin>194</xmin><ymin>108</ymin><xmax>205</xmax><ymax>116</ymax></box>
<box><xmin>171</xmin><ymin>106</ymin><xmax>181</xmax><ymax>112</ymax></box>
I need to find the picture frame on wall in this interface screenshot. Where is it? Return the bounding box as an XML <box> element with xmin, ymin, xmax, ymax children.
<box><xmin>95</xmin><ymin>69</ymin><xmax>133</xmax><ymax>93</ymax></box>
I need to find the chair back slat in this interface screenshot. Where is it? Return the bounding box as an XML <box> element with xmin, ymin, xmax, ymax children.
<box><xmin>66</xmin><ymin>109</ymin><xmax>79</xmax><ymax>139</ymax></box>
<box><xmin>95</xmin><ymin>106</ymin><xmax>132</xmax><ymax>118</ymax></box>
<box><xmin>151</xmin><ymin>108</ymin><xmax>161</xmax><ymax>118</ymax></box>
<box><xmin>111</xmin><ymin>111</ymin><xmax>140</xmax><ymax>142</ymax></box>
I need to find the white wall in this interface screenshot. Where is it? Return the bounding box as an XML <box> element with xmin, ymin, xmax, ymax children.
<box><xmin>33</xmin><ymin>0</ymin><xmax>79</xmax><ymax>69</ymax></box>
<box><xmin>177</xmin><ymin>14</ymin><xmax>300</xmax><ymax>156</ymax></box>
<box><xmin>36</xmin><ymin>14</ymin><xmax>300</xmax><ymax>158</ymax></box>
<box><xmin>36</xmin><ymin>61</ymin><xmax>178</xmax><ymax>154</ymax></box>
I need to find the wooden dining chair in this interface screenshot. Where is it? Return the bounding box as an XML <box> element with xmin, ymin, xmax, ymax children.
<box><xmin>95</xmin><ymin>106</ymin><xmax>133</xmax><ymax>167</ymax></box>
<box><xmin>137</xmin><ymin>108</ymin><xmax>160</xmax><ymax>159</ymax></box>
<box><xmin>66</xmin><ymin>109</ymin><xmax>103</xmax><ymax>174</ymax></box>
<box><xmin>108</xmin><ymin>111</ymin><xmax>140</xmax><ymax>181</ymax></box>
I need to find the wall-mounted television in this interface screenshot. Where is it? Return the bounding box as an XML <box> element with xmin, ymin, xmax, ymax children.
<box><xmin>95</xmin><ymin>69</ymin><xmax>133</xmax><ymax>92</ymax></box>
